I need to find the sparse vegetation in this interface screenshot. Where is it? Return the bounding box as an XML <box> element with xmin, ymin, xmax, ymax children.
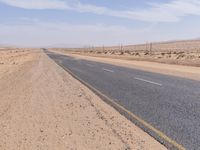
<box><xmin>52</xmin><ymin>40</ymin><xmax>200</xmax><ymax>67</ymax></box>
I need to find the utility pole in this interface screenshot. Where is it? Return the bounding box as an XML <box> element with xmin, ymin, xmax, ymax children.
<box><xmin>146</xmin><ymin>42</ymin><xmax>148</xmax><ymax>51</ymax></box>
<box><xmin>149</xmin><ymin>42</ymin><xmax>153</xmax><ymax>55</ymax></box>
<box><xmin>120</xmin><ymin>44</ymin><xmax>123</xmax><ymax>51</ymax></box>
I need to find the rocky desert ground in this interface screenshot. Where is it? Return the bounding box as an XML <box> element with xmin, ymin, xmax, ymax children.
<box><xmin>54</xmin><ymin>39</ymin><xmax>200</xmax><ymax>67</ymax></box>
<box><xmin>0</xmin><ymin>48</ymin><xmax>166</xmax><ymax>150</ymax></box>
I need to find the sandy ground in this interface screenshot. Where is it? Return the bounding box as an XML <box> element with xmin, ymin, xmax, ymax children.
<box><xmin>50</xmin><ymin>49</ymin><xmax>200</xmax><ymax>81</ymax></box>
<box><xmin>53</xmin><ymin>39</ymin><xmax>200</xmax><ymax>67</ymax></box>
<box><xmin>0</xmin><ymin>49</ymin><xmax>166</xmax><ymax>150</ymax></box>
<box><xmin>70</xmin><ymin>51</ymin><xmax>200</xmax><ymax>67</ymax></box>
<box><xmin>53</xmin><ymin>40</ymin><xmax>200</xmax><ymax>67</ymax></box>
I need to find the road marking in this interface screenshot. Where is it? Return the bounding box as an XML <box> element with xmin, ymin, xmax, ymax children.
<box><xmin>135</xmin><ymin>77</ymin><xmax>162</xmax><ymax>86</ymax></box>
<box><xmin>86</xmin><ymin>64</ymin><xmax>94</xmax><ymax>67</ymax></box>
<box><xmin>102</xmin><ymin>68</ymin><xmax>114</xmax><ymax>73</ymax></box>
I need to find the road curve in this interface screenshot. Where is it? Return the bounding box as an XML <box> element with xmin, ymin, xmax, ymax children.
<box><xmin>46</xmin><ymin>50</ymin><xmax>200</xmax><ymax>150</ymax></box>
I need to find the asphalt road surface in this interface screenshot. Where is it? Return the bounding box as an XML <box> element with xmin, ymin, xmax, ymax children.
<box><xmin>46</xmin><ymin>50</ymin><xmax>200</xmax><ymax>150</ymax></box>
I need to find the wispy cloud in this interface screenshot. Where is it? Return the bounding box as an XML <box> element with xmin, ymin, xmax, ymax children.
<box><xmin>1</xmin><ymin>0</ymin><xmax>200</xmax><ymax>22</ymax></box>
<box><xmin>0</xmin><ymin>0</ymin><xmax>68</xmax><ymax>9</ymax></box>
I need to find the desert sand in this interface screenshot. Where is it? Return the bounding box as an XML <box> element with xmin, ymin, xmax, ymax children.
<box><xmin>0</xmin><ymin>49</ymin><xmax>166</xmax><ymax>150</ymax></box>
<box><xmin>52</xmin><ymin>39</ymin><xmax>200</xmax><ymax>67</ymax></box>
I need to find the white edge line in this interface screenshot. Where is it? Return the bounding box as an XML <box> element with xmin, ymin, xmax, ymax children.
<box><xmin>135</xmin><ymin>77</ymin><xmax>162</xmax><ymax>86</ymax></box>
<box><xmin>102</xmin><ymin>68</ymin><xmax>114</xmax><ymax>73</ymax></box>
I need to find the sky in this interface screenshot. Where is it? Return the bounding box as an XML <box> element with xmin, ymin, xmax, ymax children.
<box><xmin>0</xmin><ymin>0</ymin><xmax>200</xmax><ymax>47</ymax></box>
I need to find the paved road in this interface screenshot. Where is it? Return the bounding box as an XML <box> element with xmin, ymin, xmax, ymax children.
<box><xmin>46</xmin><ymin>50</ymin><xmax>200</xmax><ymax>150</ymax></box>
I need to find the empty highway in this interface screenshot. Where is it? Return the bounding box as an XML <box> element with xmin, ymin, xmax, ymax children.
<box><xmin>46</xmin><ymin>50</ymin><xmax>200</xmax><ymax>150</ymax></box>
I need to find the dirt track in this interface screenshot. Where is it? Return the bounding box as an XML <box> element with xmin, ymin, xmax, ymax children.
<box><xmin>0</xmin><ymin>49</ymin><xmax>166</xmax><ymax>150</ymax></box>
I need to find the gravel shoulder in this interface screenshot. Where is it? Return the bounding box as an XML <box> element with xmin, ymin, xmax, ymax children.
<box><xmin>0</xmin><ymin>49</ymin><xmax>166</xmax><ymax>150</ymax></box>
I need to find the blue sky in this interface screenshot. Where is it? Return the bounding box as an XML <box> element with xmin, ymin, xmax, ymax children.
<box><xmin>0</xmin><ymin>0</ymin><xmax>200</xmax><ymax>47</ymax></box>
